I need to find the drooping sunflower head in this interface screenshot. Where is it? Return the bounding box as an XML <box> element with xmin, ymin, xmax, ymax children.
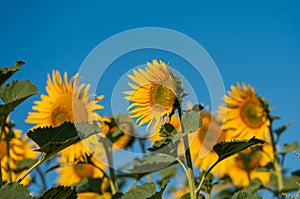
<box><xmin>26</xmin><ymin>70</ymin><xmax>104</xmax><ymax>162</ymax></box>
<box><xmin>124</xmin><ymin>60</ymin><xmax>184</xmax><ymax>130</ymax></box>
<box><xmin>219</xmin><ymin>83</ymin><xmax>270</xmax><ymax>140</ymax></box>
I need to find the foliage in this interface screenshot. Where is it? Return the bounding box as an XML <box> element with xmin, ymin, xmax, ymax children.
<box><xmin>0</xmin><ymin>61</ymin><xmax>299</xmax><ymax>199</ymax></box>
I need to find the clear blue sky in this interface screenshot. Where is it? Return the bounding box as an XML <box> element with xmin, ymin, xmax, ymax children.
<box><xmin>1</xmin><ymin>0</ymin><xmax>299</xmax><ymax>196</ymax></box>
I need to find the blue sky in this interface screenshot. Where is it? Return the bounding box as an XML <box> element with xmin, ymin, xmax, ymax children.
<box><xmin>1</xmin><ymin>0</ymin><xmax>300</xmax><ymax>196</ymax></box>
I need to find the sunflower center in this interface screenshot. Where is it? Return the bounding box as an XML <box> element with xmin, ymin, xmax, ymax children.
<box><xmin>151</xmin><ymin>84</ymin><xmax>176</xmax><ymax>110</ymax></box>
<box><xmin>240</xmin><ymin>102</ymin><xmax>265</xmax><ymax>129</ymax></box>
<box><xmin>236</xmin><ymin>151</ymin><xmax>261</xmax><ymax>171</ymax></box>
<box><xmin>74</xmin><ymin>163</ymin><xmax>94</xmax><ymax>178</ymax></box>
<box><xmin>51</xmin><ymin>105</ymin><xmax>73</xmax><ymax>127</ymax></box>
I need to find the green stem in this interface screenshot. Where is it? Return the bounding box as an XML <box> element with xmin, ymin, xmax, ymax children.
<box><xmin>17</xmin><ymin>153</ymin><xmax>46</xmax><ymax>183</ymax></box>
<box><xmin>268</xmin><ymin>118</ymin><xmax>284</xmax><ymax>192</ymax></box>
<box><xmin>176</xmin><ymin>157</ymin><xmax>188</xmax><ymax>177</ymax></box>
<box><xmin>4</xmin><ymin>131</ymin><xmax>12</xmax><ymax>183</ymax></box>
<box><xmin>196</xmin><ymin>160</ymin><xmax>218</xmax><ymax>193</ymax></box>
<box><xmin>178</xmin><ymin>108</ymin><xmax>196</xmax><ymax>199</ymax></box>
<box><xmin>103</xmin><ymin>138</ymin><xmax>119</xmax><ymax>194</ymax></box>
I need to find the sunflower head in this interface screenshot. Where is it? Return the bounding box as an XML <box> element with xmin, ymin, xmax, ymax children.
<box><xmin>219</xmin><ymin>83</ymin><xmax>270</xmax><ymax>139</ymax></box>
<box><xmin>124</xmin><ymin>60</ymin><xmax>184</xmax><ymax>130</ymax></box>
<box><xmin>225</xmin><ymin>144</ymin><xmax>273</xmax><ymax>187</ymax></box>
<box><xmin>57</xmin><ymin>157</ymin><xmax>110</xmax><ymax>198</ymax></box>
<box><xmin>26</xmin><ymin>70</ymin><xmax>104</xmax><ymax>162</ymax></box>
<box><xmin>187</xmin><ymin>112</ymin><xmax>227</xmax><ymax>177</ymax></box>
<box><xmin>1</xmin><ymin>119</ymin><xmax>36</xmax><ymax>185</ymax></box>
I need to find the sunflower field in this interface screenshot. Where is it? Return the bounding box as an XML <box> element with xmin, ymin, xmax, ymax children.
<box><xmin>0</xmin><ymin>60</ymin><xmax>299</xmax><ymax>199</ymax></box>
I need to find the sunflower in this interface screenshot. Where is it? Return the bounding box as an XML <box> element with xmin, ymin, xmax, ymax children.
<box><xmin>57</xmin><ymin>157</ymin><xmax>110</xmax><ymax>199</ymax></box>
<box><xmin>219</xmin><ymin>83</ymin><xmax>270</xmax><ymax>140</ymax></box>
<box><xmin>0</xmin><ymin>119</ymin><xmax>36</xmax><ymax>185</ymax></box>
<box><xmin>189</xmin><ymin>112</ymin><xmax>227</xmax><ymax>177</ymax></box>
<box><xmin>224</xmin><ymin>142</ymin><xmax>273</xmax><ymax>187</ymax></box>
<box><xmin>26</xmin><ymin>70</ymin><xmax>104</xmax><ymax>162</ymax></box>
<box><xmin>124</xmin><ymin>60</ymin><xmax>184</xmax><ymax>131</ymax></box>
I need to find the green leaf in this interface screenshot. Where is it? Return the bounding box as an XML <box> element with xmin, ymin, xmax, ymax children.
<box><xmin>242</xmin><ymin>178</ymin><xmax>262</xmax><ymax>193</ymax></box>
<box><xmin>75</xmin><ymin>122</ymin><xmax>102</xmax><ymax>139</ymax></box>
<box><xmin>274</xmin><ymin>123</ymin><xmax>292</xmax><ymax>136</ymax></box>
<box><xmin>157</xmin><ymin>166</ymin><xmax>178</xmax><ymax>184</ymax></box>
<box><xmin>283</xmin><ymin>142</ymin><xmax>300</xmax><ymax>153</ymax></box>
<box><xmin>16</xmin><ymin>158</ymin><xmax>38</xmax><ymax>173</ymax></box>
<box><xmin>129</xmin><ymin>153</ymin><xmax>176</xmax><ymax>174</ymax></box>
<box><xmin>179</xmin><ymin>192</ymin><xmax>204</xmax><ymax>199</ymax></box>
<box><xmin>191</xmin><ymin>104</ymin><xmax>204</xmax><ymax>112</ymax></box>
<box><xmin>0</xmin><ymin>182</ymin><xmax>32</xmax><ymax>199</ymax></box>
<box><xmin>232</xmin><ymin>191</ymin><xmax>262</xmax><ymax>199</ymax></box>
<box><xmin>112</xmin><ymin>192</ymin><xmax>124</xmax><ymax>199</ymax></box>
<box><xmin>39</xmin><ymin>186</ymin><xmax>77</xmax><ymax>199</ymax></box>
<box><xmin>27</xmin><ymin>122</ymin><xmax>100</xmax><ymax>159</ymax></box>
<box><xmin>282</xmin><ymin>175</ymin><xmax>300</xmax><ymax>192</ymax></box>
<box><xmin>213</xmin><ymin>137</ymin><xmax>265</xmax><ymax>163</ymax></box>
<box><xmin>0</xmin><ymin>80</ymin><xmax>38</xmax><ymax>139</ymax></box>
<box><xmin>73</xmin><ymin>177</ymin><xmax>103</xmax><ymax>194</ymax></box>
<box><xmin>0</xmin><ymin>80</ymin><xmax>37</xmax><ymax>121</ymax></box>
<box><xmin>159</xmin><ymin>123</ymin><xmax>177</xmax><ymax>139</ymax></box>
<box><xmin>27</xmin><ymin>122</ymin><xmax>79</xmax><ymax>154</ymax></box>
<box><xmin>120</xmin><ymin>182</ymin><xmax>156</xmax><ymax>199</ymax></box>
<box><xmin>0</xmin><ymin>80</ymin><xmax>38</xmax><ymax>104</ymax></box>
<box><xmin>182</xmin><ymin>110</ymin><xmax>202</xmax><ymax>133</ymax></box>
<box><xmin>147</xmin><ymin>139</ymin><xmax>173</xmax><ymax>152</ymax></box>
<box><xmin>213</xmin><ymin>190</ymin><xmax>234</xmax><ymax>199</ymax></box>
<box><xmin>150</xmin><ymin>178</ymin><xmax>170</xmax><ymax>199</ymax></box>
<box><xmin>0</xmin><ymin>61</ymin><xmax>25</xmax><ymax>86</ymax></box>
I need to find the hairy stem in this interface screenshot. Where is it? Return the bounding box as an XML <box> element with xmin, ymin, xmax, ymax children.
<box><xmin>17</xmin><ymin>153</ymin><xmax>46</xmax><ymax>183</ymax></box>
<box><xmin>196</xmin><ymin>160</ymin><xmax>218</xmax><ymax>193</ymax></box>
<box><xmin>178</xmin><ymin>107</ymin><xmax>196</xmax><ymax>199</ymax></box>
<box><xmin>176</xmin><ymin>157</ymin><xmax>188</xmax><ymax>177</ymax></box>
<box><xmin>268</xmin><ymin>119</ymin><xmax>284</xmax><ymax>192</ymax></box>
<box><xmin>4</xmin><ymin>131</ymin><xmax>12</xmax><ymax>183</ymax></box>
<box><xmin>103</xmin><ymin>138</ymin><xmax>119</xmax><ymax>194</ymax></box>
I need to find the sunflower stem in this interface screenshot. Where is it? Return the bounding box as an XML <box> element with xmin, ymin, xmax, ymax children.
<box><xmin>196</xmin><ymin>160</ymin><xmax>218</xmax><ymax>193</ymax></box>
<box><xmin>17</xmin><ymin>153</ymin><xmax>46</xmax><ymax>183</ymax></box>
<box><xmin>268</xmin><ymin>117</ymin><xmax>284</xmax><ymax>192</ymax></box>
<box><xmin>176</xmin><ymin>157</ymin><xmax>188</xmax><ymax>177</ymax></box>
<box><xmin>178</xmin><ymin>107</ymin><xmax>196</xmax><ymax>199</ymax></box>
<box><xmin>103</xmin><ymin>138</ymin><xmax>119</xmax><ymax>194</ymax></box>
<box><xmin>4</xmin><ymin>131</ymin><xmax>12</xmax><ymax>183</ymax></box>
